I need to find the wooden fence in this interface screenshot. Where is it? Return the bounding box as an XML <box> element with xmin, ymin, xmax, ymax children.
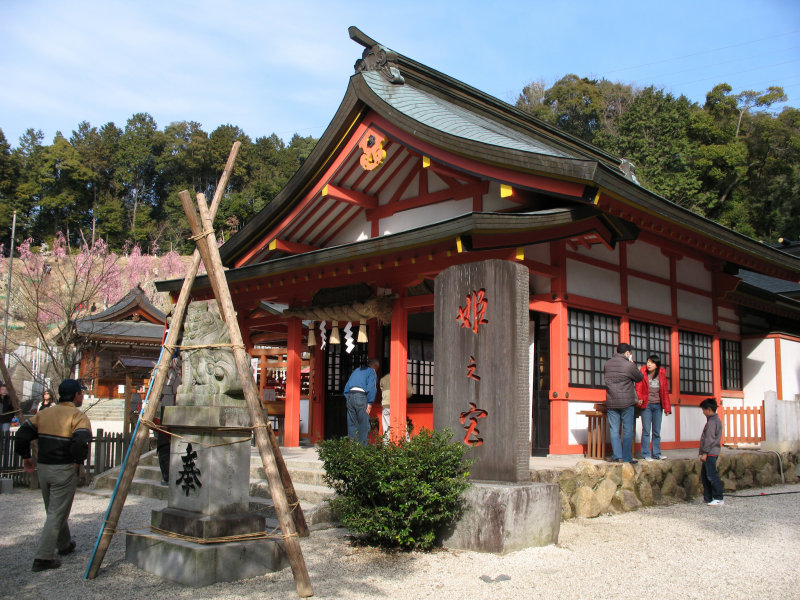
<box><xmin>0</xmin><ymin>429</ymin><xmax>126</xmax><ymax>487</ymax></box>
<box><xmin>719</xmin><ymin>405</ymin><xmax>766</xmax><ymax>445</ymax></box>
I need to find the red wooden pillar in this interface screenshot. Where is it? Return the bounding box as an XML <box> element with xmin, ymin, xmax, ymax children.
<box><xmin>389</xmin><ymin>298</ymin><xmax>408</xmax><ymax>442</ymax></box>
<box><xmin>549</xmin><ymin>241</ymin><xmax>570</xmax><ymax>454</ymax></box>
<box><xmin>285</xmin><ymin>317</ymin><xmax>302</xmax><ymax>447</ymax></box>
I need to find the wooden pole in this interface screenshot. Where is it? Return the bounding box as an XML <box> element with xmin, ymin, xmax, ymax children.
<box><xmin>84</xmin><ymin>142</ymin><xmax>242</xmax><ymax>580</ymax></box>
<box><xmin>181</xmin><ymin>191</ymin><xmax>313</xmax><ymax>597</ymax></box>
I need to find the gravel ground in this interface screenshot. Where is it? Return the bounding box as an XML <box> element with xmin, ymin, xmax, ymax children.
<box><xmin>2</xmin><ymin>484</ymin><xmax>798</xmax><ymax>600</ymax></box>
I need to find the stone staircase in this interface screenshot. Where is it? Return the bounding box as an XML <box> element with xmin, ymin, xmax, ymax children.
<box><xmin>88</xmin><ymin>446</ymin><xmax>334</xmax><ymax>525</ymax></box>
<box><xmin>83</xmin><ymin>397</ymin><xmax>126</xmax><ymax>420</ymax></box>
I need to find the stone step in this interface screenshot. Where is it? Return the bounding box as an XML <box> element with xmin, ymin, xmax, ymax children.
<box><xmin>91</xmin><ymin>449</ymin><xmax>335</xmax><ymax>508</ymax></box>
<box><xmin>250</xmin><ymin>464</ymin><xmax>327</xmax><ymax>487</ymax></box>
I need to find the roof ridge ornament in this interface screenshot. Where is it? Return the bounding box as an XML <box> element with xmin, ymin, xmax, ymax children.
<box><xmin>349</xmin><ymin>26</ymin><xmax>404</xmax><ymax>85</ymax></box>
<box><xmin>619</xmin><ymin>158</ymin><xmax>639</xmax><ymax>185</ymax></box>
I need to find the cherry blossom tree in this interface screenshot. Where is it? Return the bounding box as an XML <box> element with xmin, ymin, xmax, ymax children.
<box><xmin>8</xmin><ymin>232</ymin><xmax>124</xmax><ymax>383</ymax></box>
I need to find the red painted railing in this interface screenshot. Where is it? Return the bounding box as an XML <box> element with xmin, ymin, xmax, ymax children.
<box><xmin>719</xmin><ymin>405</ymin><xmax>765</xmax><ymax>445</ymax></box>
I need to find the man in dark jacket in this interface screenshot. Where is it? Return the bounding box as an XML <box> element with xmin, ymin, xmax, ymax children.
<box><xmin>603</xmin><ymin>343</ymin><xmax>643</xmax><ymax>463</ymax></box>
<box><xmin>15</xmin><ymin>379</ymin><xmax>92</xmax><ymax>572</ymax></box>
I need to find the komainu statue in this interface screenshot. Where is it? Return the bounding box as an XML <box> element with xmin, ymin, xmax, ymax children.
<box><xmin>176</xmin><ymin>301</ymin><xmax>245</xmax><ymax>406</ymax></box>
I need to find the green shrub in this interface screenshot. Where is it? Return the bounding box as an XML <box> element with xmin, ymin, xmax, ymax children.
<box><xmin>317</xmin><ymin>428</ymin><xmax>473</xmax><ymax>551</ymax></box>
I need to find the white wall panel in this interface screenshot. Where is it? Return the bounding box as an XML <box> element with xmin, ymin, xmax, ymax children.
<box><xmin>379</xmin><ymin>198</ymin><xmax>473</xmax><ymax>237</ymax></box>
<box><xmin>571</xmin><ymin>243</ymin><xmax>619</xmax><ymax>264</ymax></box>
<box><xmin>743</xmin><ymin>338</ymin><xmax>776</xmax><ymax>404</ymax></box>
<box><xmin>780</xmin><ymin>338</ymin><xmax>800</xmax><ymax>401</ymax></box>
<box><xmin>680</xmin><ymin>405</ymin><xmax>706</xmax><ymax>441</ymax></box>
<box><xmin>676</xmin><ymin>256</ymin><xmax>711</xmax><ymax>290</ymax></box>
<box><xmin>627</xmin><ymin>276</ymin><xmax>671</xmax><ymax>315</ymax></box>
<box><xmin>566</xmin><ymin>259</ymin><xmax>620</xmax><ymax>304</ymax></box>
<box><xmin>627</xmin><ymin>241</ymin><xmax>669</xmax><ymax>279</ymax></box>
<box><xmin>676</xmin><ymin>289</ymin><xmax>713</xmax><ymax>324</ymax></box>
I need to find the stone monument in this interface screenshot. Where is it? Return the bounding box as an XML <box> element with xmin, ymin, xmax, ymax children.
<box><xmin>433</xmin><ymin>260</ymin><xmax>560</xmax><ymax>553</ymax></box>
<box><xmin>126</xmin><ymin>301</ymin><xmax>288</xmax><ymax>586</ymax></box>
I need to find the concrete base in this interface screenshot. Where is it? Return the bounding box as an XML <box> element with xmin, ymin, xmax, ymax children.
<box><xmin>0</xmin><ymin>478</ymin><xmax>13</xmax><ymax>494</ymax></box>
<box><xmin>126</xmin><ymin>529</ymin><xmax>289</xmax><ymax>587</ymax></box>
<box><xmin>439</xmin><ymin>481</ymin><xmax>560</xmax><ymax>554</ymax></box>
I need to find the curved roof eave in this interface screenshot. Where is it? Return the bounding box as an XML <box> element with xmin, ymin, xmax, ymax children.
<box><xmin>592</xmin><ymin>163</ymin><xmax>800</xmax><ymax>277</ymax></box>
<box><xmin>157</xmin><ymin>208</ymin><xmax>600</xmax><ymax>295</ymax></box>
<box><xmin>219</xmin><ymin>81</ymin><xmax>366</xmax><ymax>266</ymax></box>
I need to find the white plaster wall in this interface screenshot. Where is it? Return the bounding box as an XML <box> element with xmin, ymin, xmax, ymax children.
<box><xmin>675</xmin><ymin>256</ymin><xmax>711</xmax><ymax>291</ymax></box>
<box><xmin>526</xmin><ymin>242</ymin><xmax>552</xmax><ymax>295</ymax></box>
<box><xmin>721</xmin><ymin>395</ymin><xmax>745</xmax><ymax>409</ymax></box>
<box><xmin>717</xmin><ymin>306</ymin><xmax>739</xmax><ymax>334</ymax></box>
<box><xmin>484</xmin><ymin>181</ymin><xmax>523</xmax><ymax>211</ymax></box>
<box><xmin>743</xmin><ymin>338</ymin><xmax>777</xmax><ymax>405</ymax></box>
<box><xmin>676</xmin><ymin>289</ymin><xmax>713</xmax><ymax>324</ymax></box>
<box><xmin>380</xmin><ymin>197</ymin><xmax>473</xmax><ymax>236</ymax></box>
<box><xmin>634</xmin><ymin>410</ymin><xmax>676</xmax><ymax>443</ymax></box>
<box><xmin>627</xmin><ymin>276</ymin><xmax>671</xmax><ymax>315</ymax></box>
<box><xmin>568</xmin><ymin>403</ymin><xmax>591</xmax><ymax>445</ymax></box>
<box><xmin>566</xmin><ymin>259</ymin><xmax>621</xmax><ymax>304</ymax></box>
<box><xmin>328</xmin><ymin>211</ymin><xmax>369</xmax><ymax>246</ymax></box>
<box><xmin>524</xmin><ymin>243</ymin><xmax>550</xmax><ymax>264</ymax></box>
<box><xmin>626</xmin><ymin>241</ymin><xmax>669</xmax><ymax>279</ymax></box>
<box><xmin>680</xmin><ymin>405</ymin><xmax>707</xmax><ymax>441</ymax></box>
<box><xmin>780</xmin><ymin>338</ymin><xmax>800</xmax><ymax>401</ymax></box>
<box><xmin>531</xmin><ymin>274</ymin><xmax>551</xmax><ymax>295</ymax></box>
<box><xmin>569</xmin><ymin>403</ymin><xmax>678</xmax><ymax>446</ymax></box>
<box><xmin>571</xmin><ymin>243</ymin><xmax>619</xmax><ymax>264</ymax></box>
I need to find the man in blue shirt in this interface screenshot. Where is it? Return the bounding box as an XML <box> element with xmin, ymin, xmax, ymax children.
<box><xmin>343</xmin><ymin>358</ymin><xmax>380</xmax><ymax>445</ymax></box>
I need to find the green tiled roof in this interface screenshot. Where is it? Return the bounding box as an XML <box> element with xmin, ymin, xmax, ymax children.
<box><xmin>362</xmin><ymin>71</ymin><xmax>573</xmax><ymax>158</ymax></box>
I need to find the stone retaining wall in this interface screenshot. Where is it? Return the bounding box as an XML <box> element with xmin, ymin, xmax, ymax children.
<box><xmin>530</xmin><ymin>450</ymin><xmax>800</xmax><ymax>520</ymax></box>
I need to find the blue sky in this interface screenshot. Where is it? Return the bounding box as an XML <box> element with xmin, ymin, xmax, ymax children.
<box><xmin>1</xmin><ymin>0</ymin><xmax>798</xmax><ymax>148</ymax></box>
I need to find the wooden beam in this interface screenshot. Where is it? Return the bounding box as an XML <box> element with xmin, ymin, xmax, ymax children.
<box><xmin>268</xmin><ymin>238</ymin><xmax>319</xmax><ymax>255</ymax></box>
<box><xmin>367</xmin><ymin>181</ymin><xmax>489</xmax><ymax>221</ymax></box>
<box><xmin>322</xmin><ymin>183</ymin><xmax>378</xmax><ymax>209</ymax></box>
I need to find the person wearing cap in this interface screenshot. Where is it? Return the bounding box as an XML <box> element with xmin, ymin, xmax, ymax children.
<box><xmin>603</xmin><ymin>343</ymin><xmax>644</xmax><ymax>464</ymax></box>
<box><xmin>15</xmin><ymin>378</ymin><xmax>92</xmax><ymax>572</ymax></box>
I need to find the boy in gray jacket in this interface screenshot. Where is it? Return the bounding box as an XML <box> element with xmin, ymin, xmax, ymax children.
<box><xmin>699</xmin><ymin>397</ymin><xmax>724</xmax><ymax>506</ymax></box>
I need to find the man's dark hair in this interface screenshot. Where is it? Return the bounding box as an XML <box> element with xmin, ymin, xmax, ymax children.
<box><xmin>700</xmin><ymin>397</ymin><xmax>717</xmax><ymax>412</ymax></box>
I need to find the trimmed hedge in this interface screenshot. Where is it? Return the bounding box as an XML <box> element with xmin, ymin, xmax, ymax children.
<box><xmin>317</xmin><ymin>429</ymin><xmax>473</xmax><ymax>551</ymax></box>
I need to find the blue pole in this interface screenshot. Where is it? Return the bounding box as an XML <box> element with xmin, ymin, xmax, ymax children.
<box><xmin>83</xmin><ymin>335</ymin><xmax>167</xmax><ymax>579</ymax></box>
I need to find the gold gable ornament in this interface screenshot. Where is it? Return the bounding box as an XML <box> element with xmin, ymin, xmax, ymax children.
<box><xmin>359</xmin><ymin>129</ymin><xmax>386</xmax><ymax>171</ymax></box>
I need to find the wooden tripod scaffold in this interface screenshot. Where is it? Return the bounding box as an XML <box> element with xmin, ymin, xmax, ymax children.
<box><xmin>84</xmin><ymin>142</ymin><xmax>313</xmax><ymax>598</ymax></box>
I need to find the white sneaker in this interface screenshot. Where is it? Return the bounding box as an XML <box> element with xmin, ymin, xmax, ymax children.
<box><xmin>707</xmin><ymin>499</ymin><xmax>725</xmax><ymax>506</ymax></box>
<box><xmin>644</xmin><ymin>457</ymin><xmax>655</xmax><ymax>462</ymax></box>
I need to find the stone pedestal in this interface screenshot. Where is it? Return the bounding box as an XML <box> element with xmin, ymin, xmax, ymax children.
<box><xmin>439</xmin><ymin>481</ymin><xmax>560</xmax><ymax>554</ymax></box>
<box><xmin>126</xmin><ymin>531</ymin><xmax>288</xmax><ymax>587</ymax></box>
<box><xmin>125</xmin><ymin>405</ymin><xmax>288</xmax><ymax>586</ymax></box>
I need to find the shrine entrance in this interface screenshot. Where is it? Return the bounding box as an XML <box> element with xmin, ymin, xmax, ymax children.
<box><xmin>323</xmin><ymin>340</ymin><xmax>369</xmax><ymax>439</ymax></box>
<box><xmin>530</xmin><ymin>312</ymin><xmax>551</xmax><ymax>456</ymax></box>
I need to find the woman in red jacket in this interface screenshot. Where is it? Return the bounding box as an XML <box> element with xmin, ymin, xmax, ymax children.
<box><xmin>635</xmin><ymin>354</ymin><xmax>672</xmax><ymax>460</ymax></box>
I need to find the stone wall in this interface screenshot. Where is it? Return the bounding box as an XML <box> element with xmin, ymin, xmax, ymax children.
<box><xmin>530</xmin><ymin>450</ymin><xmax>800</xmax><ymax>520</ymax></box>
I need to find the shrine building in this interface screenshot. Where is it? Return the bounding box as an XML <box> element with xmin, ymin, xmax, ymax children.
<box><xmin>156</xmin><ymin>27</ymin><xmax>800</xmax><ymax>456</ymax></box>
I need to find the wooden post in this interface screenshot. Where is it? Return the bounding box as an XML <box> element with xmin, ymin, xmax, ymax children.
<box><xmin>85</xmin><ymin>142</ymin><xmax>242</xmax><ymax>580</ymax></box>
<box><xmin>181</xmin><ymin>190</ymin><xmax>312</xmax><ymax>597</ymax></box>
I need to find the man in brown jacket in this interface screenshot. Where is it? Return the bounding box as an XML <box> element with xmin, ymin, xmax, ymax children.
<box><xmin>15</xmin><ymin>379</ymin><xmax>92</xmax><ymax>572</ymax></box>
<box><xmin>603</xmin><ymin>343</ymin><xmax>643</xmax><ymax>463</ymax></box>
